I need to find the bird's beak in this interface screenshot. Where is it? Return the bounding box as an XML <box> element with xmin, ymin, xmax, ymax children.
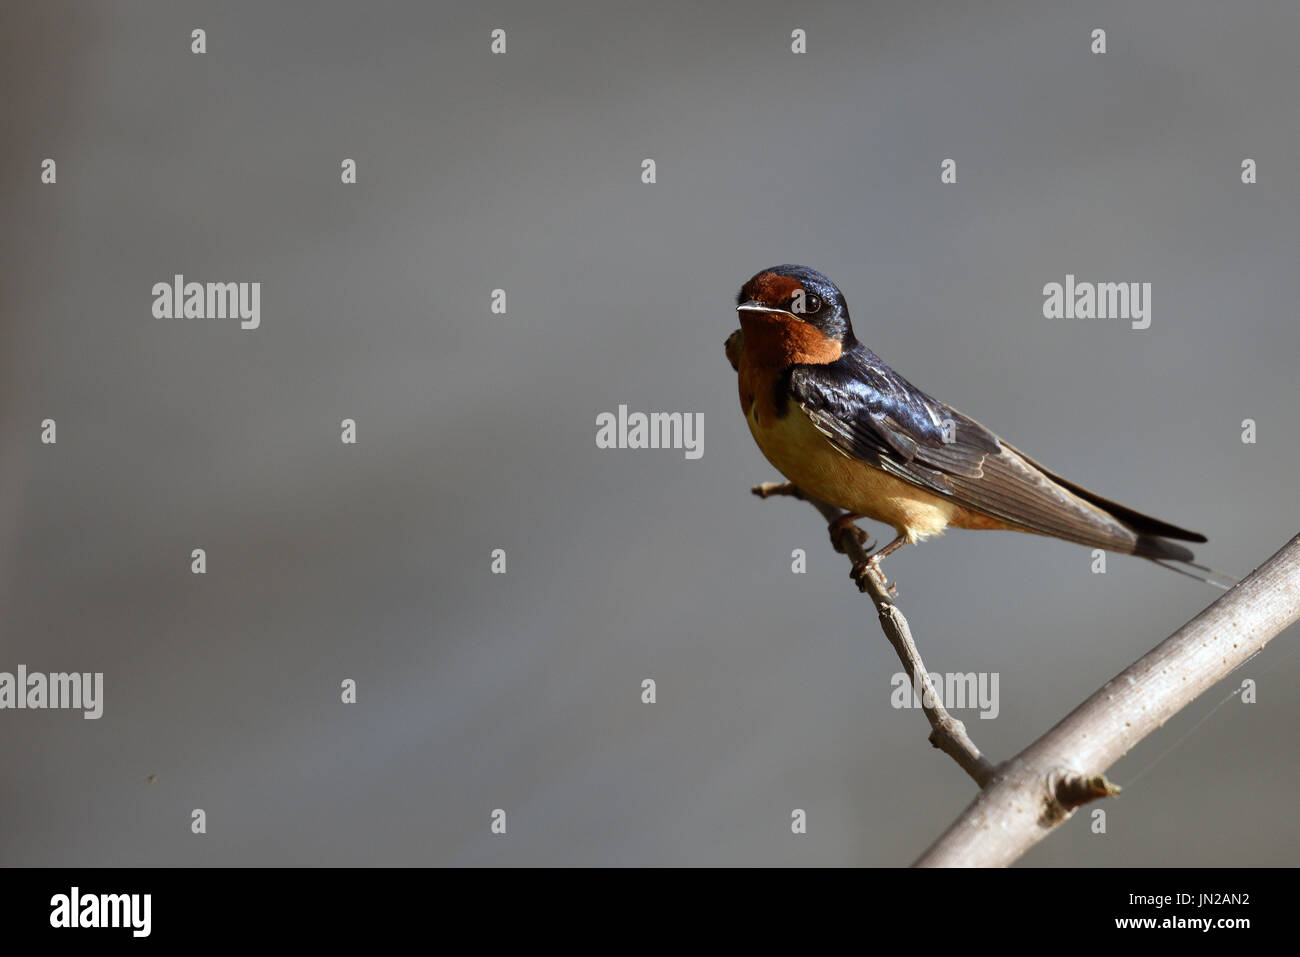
<box><xmin>736</xmin><ymin>300</ymin><xmax>786</xmax><ymax>315</ymax></box>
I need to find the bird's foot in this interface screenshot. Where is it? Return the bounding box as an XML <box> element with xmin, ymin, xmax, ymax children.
<box><xmin>850</xmin><ymin>557</ymin><xmax>898</xmax><ymax>597</ymax></box>
<box><xmin>827</xmin><ymin>513</ymin><xmax>869</xmax><ymax>553</ymax></box>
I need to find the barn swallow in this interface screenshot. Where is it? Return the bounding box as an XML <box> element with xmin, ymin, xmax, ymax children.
<box><xmin>731</xmin><ymin>265</ymin><xmax>1227</xmax><ymax>586</ymax></box>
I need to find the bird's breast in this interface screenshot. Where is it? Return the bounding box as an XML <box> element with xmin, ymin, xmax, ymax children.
<box><xmin>739</xmin><ymin>368</ymin><xmax>958</xmax><ymax>542</ymax></box>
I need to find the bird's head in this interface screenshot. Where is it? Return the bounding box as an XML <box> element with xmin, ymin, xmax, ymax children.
<box><xmin>734</xmin><ymin>265</ymin><xmax>855</xmax><ymax>365</ymax></box>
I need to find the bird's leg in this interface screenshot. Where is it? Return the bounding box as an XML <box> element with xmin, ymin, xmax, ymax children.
<box><xmin>851</xmin><ymin>534</ymin><xmax>909</xmax><ymax>596</ymax></box>
<box><xmin>827</xmin><ymin>513</ymin><xmax>869</xmax><ymax>553</ymax></box>
<box><xmin>869</xmin><ymin>534</ymin><xmax>910</xmax><ymax>564</ymax></box>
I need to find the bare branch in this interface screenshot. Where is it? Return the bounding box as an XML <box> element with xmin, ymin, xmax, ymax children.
<box><xmin>915</xmin><ymin>532</ymin><xmax>1300</xmax><ymax>867</ymax></box>
<box><xmin>754</xmin><ymin>477</ymin><xmax>1299</xmax><ymax>865</ymax></box>
<box><xmin>752</xmin><ymin>481</ymin><xmax>997</xmax><ymax>786</ymax></box>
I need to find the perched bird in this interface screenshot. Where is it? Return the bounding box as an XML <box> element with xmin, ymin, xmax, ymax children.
<box><xmin>730</xmin><ymin>264</ymin><xmax>1227</xmax><ymax>586</ymax></box>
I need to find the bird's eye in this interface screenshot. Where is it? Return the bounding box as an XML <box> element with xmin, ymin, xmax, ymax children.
<box><xmin>803</xmin><ymin>294</ymin><xmax>821</xmax><ymax>313</ymax></box>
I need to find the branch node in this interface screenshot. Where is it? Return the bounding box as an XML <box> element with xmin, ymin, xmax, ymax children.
<box><xmin>1043</xmin><ymin>769</ymin><xmax>1122</xmax><ymax>823</ymax></box>
<box><xmin>751</xmin><ymin>482</ymin><xmax>805</xmax><ymax>501</ymax></box>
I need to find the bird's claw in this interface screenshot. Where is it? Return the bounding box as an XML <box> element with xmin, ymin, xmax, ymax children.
<box><xmin>849</xmin><ymin>557</ymin><xmax>898</xmax><ymax>597</ymax></box>
<box><xmin>827</xmin><ymin>513</ymin><xmax>868</xmax><ymax>552</ymax></box>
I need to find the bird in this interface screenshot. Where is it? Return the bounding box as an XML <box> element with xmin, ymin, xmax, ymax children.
<box><xmin>729</xmin><ymin>264</ymin><xmax>1229</xmax><ymax>587</ymax></box>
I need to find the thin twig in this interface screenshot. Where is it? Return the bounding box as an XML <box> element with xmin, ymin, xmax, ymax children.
<box><xmin>752</xmin><ymin>481</ymin><xmax>997</xmax><ymax>786</ymax></box>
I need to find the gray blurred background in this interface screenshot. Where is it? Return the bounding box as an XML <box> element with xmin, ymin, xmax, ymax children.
<box><xmin>2</xmin><ymin>1</ymin><xmax>1297</xmax><ymax>866</ymax></box>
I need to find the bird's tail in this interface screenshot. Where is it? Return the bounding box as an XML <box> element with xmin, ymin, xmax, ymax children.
<box><xmin>1135</xmin><ymin>535</ymin><xmax>1237</xmax><ymax>590</ymax></box>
